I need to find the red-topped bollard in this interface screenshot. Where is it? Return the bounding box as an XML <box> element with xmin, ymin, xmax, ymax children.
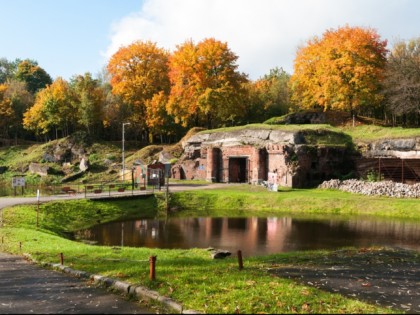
<box><xmin>149</xmin><ymin>256</ymin><xmax>157</xmax><ymax>280</ymax></box>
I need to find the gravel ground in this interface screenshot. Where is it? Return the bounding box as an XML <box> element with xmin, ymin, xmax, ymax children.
<box><xmin>269</xmin><ymin>247</ymin><xmax>420</xmax><ymax>314</ymax></box>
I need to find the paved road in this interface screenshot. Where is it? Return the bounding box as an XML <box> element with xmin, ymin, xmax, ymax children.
<box><xmin>0</xmin><ymin>183</ymin><xmax>229</xmax><ymax>210</ymax></box>
<box><xmin>0</xmin><ymin>252</ymin><xmax>154</xmax><ymax>314</ymax></box>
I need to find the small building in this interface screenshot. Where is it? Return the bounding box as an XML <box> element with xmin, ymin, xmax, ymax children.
<box><xmin>147</xmin><ymin>162</ymin><xmax>166</xmax><ymax>187</ymax></box>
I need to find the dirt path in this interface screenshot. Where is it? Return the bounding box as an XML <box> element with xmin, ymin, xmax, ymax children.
<box><xmin>269</xmin><ymin>247</ymin><xmax>420</xmax><ymax>314</ymax></box>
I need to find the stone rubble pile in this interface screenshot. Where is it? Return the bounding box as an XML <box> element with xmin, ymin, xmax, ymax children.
<box><xmin>318</xmin><ymin>179</ymin><xmax>420</xmax><ymax>198</ymax></box>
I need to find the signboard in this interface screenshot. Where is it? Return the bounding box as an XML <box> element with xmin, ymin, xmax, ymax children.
<box><xmin>12</xmin><ymin>177</ymin><xmax>25</xmax><ymax>187</ymax></box>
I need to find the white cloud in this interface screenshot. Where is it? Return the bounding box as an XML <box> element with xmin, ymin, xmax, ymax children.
<box><xmin>103</xmin><ymin>0</ymin><xmax>416</xmax><ymax>80</ymax></box>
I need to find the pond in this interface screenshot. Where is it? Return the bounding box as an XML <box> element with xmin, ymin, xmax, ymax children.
<box><xmin>75</xmin><ymin>216</ymin><xmax>420</xmax><ymax>256</ymax></box>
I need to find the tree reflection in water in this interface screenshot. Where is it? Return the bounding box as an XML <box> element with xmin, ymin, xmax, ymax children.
<box><xmin>75</xmin><ymin>217</ymin><xmax>420</xmax><ymax>256</ymax></box>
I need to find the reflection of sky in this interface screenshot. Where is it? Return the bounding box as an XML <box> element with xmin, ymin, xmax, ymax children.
<box><xmin>76</xmin><ymin>217</ymin><xmax>420</xmax><ymax>256</ymax></box>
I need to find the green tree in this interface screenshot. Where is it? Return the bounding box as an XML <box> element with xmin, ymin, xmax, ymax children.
<box><xmin>0</xmin><ymin>58</ymin><xmax>21</xmax><ymax>84</ymax></box>
<box><xmin>15</xmin><ymin>59</ymin><xmax>52</xmax><ymax>94</ymax></box>
<box><xmin>4</xmin><ymin>80</ymin><xmax>34</xmax><ymax>141</ymax></box>
<box><xmin>251</xmin><ymin>67</ymin><xmax>292</xmax><ymax>121</ymax></box>
<box><xmin>70</xmin><ymin>73</ymin><xmax>105</xmax><ymax>137</ymax></box>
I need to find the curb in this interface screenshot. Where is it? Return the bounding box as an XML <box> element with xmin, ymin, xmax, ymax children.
<box><xmin>22</xmin><ymin>254</ymin><xmax>200</xmax><ymax>314</ymax></box>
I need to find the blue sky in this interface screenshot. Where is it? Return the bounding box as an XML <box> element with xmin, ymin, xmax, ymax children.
<box><xmin>2</xmin><ymin>0</ymin><xmax>420</xmax><ymax>81</ymax></box>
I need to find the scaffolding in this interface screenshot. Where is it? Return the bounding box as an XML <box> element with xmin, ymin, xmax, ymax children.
<box><xmin>356</xmin><ymin>157</ymin><xmax>420</xmax><ymax>184</ymax></box>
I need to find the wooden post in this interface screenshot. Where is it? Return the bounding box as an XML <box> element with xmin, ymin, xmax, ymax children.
<box><xmin>60</xmin><ymin>252</ymin><xmax>64</xmax><ymax>265</ymax></box>
<box><xmin>36</xmin><ymin>189</ymin><xmax>40</xmax><ymax>229</ymax></box>
<box><xmin>237</xmin><ymin>250</ymin><xmax>243</xmax><ymax>270</ymax></box>
<box><xmin>149</xmin><ymin>256</ymin><xmax>157</xmax><ymax>280</ymax></box>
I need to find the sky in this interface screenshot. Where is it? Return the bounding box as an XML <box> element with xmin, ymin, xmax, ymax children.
<box><xmin>2</xmin><ymin>0</ymin><xmax>420</xmax><ymax>81</ymax></box>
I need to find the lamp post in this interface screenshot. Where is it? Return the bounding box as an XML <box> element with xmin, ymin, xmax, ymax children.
<box><xmin>122</xmin><ymin>122</ymin><xmax>131</xmax><ymax>182</ymax></box>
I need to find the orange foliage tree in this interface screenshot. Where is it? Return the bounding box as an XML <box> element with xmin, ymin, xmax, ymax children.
<box><xmin>290</xmin><ymin>25</ymin><xmax>388</xmax><ymax>115</ymax></box>
<box><xmin>167</xmin><ymin>38</ymin><xmax>248</xmax><ymax>129</ymax></box>
<box><xmin>107</xmin><ymin>41</ymin><xmax>170</xmax><ymax>138</ymax></box>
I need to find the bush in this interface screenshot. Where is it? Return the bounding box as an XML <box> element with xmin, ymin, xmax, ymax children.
<box><xmin>366</xmin><ymin>169</ymin><xmax>383</xmax><ymax>182</ymax></box>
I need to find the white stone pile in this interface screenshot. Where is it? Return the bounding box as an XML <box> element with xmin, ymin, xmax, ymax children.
<box><xmin>318</xmin><ymin>179</ymin><xmax>420</xmax><ymax>198</ymax></box>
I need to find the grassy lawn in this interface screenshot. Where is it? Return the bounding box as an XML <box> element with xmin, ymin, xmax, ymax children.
<box><xmin>1</xmin><ymin>185</ymin><xmax>418</xmax><ymax>314</ymax></box>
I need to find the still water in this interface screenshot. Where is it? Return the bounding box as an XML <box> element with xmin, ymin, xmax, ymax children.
<box><xmin>75</xmin><ymin>216</ymin><xmax>420</xmax><ymax>256</ymax></box>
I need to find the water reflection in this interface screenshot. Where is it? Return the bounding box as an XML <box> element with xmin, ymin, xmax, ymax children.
<box><xmin>75</xmin><ymin>217</ymin><xmax>420</xmax><ymax>256</ymax></box>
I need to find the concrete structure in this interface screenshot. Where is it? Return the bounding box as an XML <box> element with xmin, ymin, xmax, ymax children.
<box><xmin>172</xmin><ymin>127</ymin><xmax>353</xmax><ymax>188</ymax></box>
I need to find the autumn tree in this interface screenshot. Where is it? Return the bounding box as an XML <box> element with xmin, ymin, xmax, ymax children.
<box><xmin>167</xmin><ymin>38</ymin><xmax>248</xmax><ymax>129</ymax></box>
<box><xmin>23</xmin><ymin>77</ymin><xmax>76</xmax><ymax>139</ymax></box>
<box><xmin>22</xmin><ymin>98</ymin><xmax>49</xmax><ymax>137</ymax></box>
<box><xmin>383</xmin><ymin>37</ymin><xmax>420</xmax><ymax>126</ymax></box>
<box><xmin>290</xmin><ymin>25</ymin><xmax>388</xmax><ymax>116</ymax></box>
<box><xmin>0</xmin><ymin>84</ymin><xmax>14</xmax><ymax>137</ymax></box>
<box><xmin>15</xmin><ymin>59</ymin><xmax>52</xmax><ymax>94</ymax></box>
<box><xmin>107</xmin><ymin>41</ymin><xmax>170</xmax><ymax>141</ymax></box>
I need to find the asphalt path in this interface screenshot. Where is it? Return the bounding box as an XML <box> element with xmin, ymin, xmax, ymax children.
<box><xmin>0</xmin><ymin>252</ymin><xmax>154</xmax><ymax>314</ymax></box>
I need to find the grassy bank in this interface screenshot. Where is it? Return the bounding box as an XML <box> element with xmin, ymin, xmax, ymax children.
<box><xmin>1</xmin><ymin>186</ymin><xmax>418</xmax><ymax>313</ymax></box>
<box><xmin>168</xmin><ymin>185</ymin><xmax>420</xmax><ymax>220</ymax></box>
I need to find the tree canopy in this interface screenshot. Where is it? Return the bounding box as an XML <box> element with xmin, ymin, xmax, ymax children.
<box><xmin>290</xmin><ymin>25</ymin><xmax>388</xmax><ymax>115</ymax></box>
<box><xmin>15</xmin><ymin>60</ymin><xmax>52</xmax><ymax>94</ymax></box>
<box><xmin>384</xmin><ymin>37</ymin><xmax>420</xmax><ymax>125</ymax></box>
<box><xmin>167</xmin><ymin>38</ymin><xmax>248</xmax><ymax>129</ymax></box>
<box><xmin>107</xmin><ymin>40</ymin><xmax>170</xmax><ymax>134</ymax></box>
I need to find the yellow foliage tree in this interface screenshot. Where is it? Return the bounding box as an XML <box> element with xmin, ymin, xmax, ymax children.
<box><xmin>23</xmin><ymin>77</ymin><xmax>75</xmax><ymax>138</ymax></box>
<box><xmin>0</xmin><ymin>84</ymin><xmax>14</xmax><ymax>136</ymax></box>
<box><xmin>290</xmin><ymin>25</ymin><xmax>388</xmax><ymax>114</ymax></box>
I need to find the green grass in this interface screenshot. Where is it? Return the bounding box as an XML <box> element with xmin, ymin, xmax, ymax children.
<box><xmin>340</xmin><ymin>125</ymin><xmax>420</xmax><ymax>142</ymax></box>
<box><xmin>1</xmin><ymin>186</ymin><xmax>418</xmax><ymax>313</ymax></box>
<box><xmin>169</xmin><ymin>185</ymin><xmax>420</xmax><ymax>220</ymax></box>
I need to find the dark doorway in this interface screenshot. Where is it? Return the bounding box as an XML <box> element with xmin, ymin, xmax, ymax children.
<box><xmin>179</xmin><ymin>166</ymin><xmax>186</xmax><ymax>180</ymax></box>
<box><xmin>212</xmin><ymin>148</ymin><xmax>222</xmax><ymax>182</ymax></box>
<box><xmin>259</xmin><ymin>148</ymin><xmax>268</xmax><ymax>182</ymax></box>
<box><xmin>229</xmin><ymin>157</ymin><xmax>248</xmax><ymax>183</ymax></box>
